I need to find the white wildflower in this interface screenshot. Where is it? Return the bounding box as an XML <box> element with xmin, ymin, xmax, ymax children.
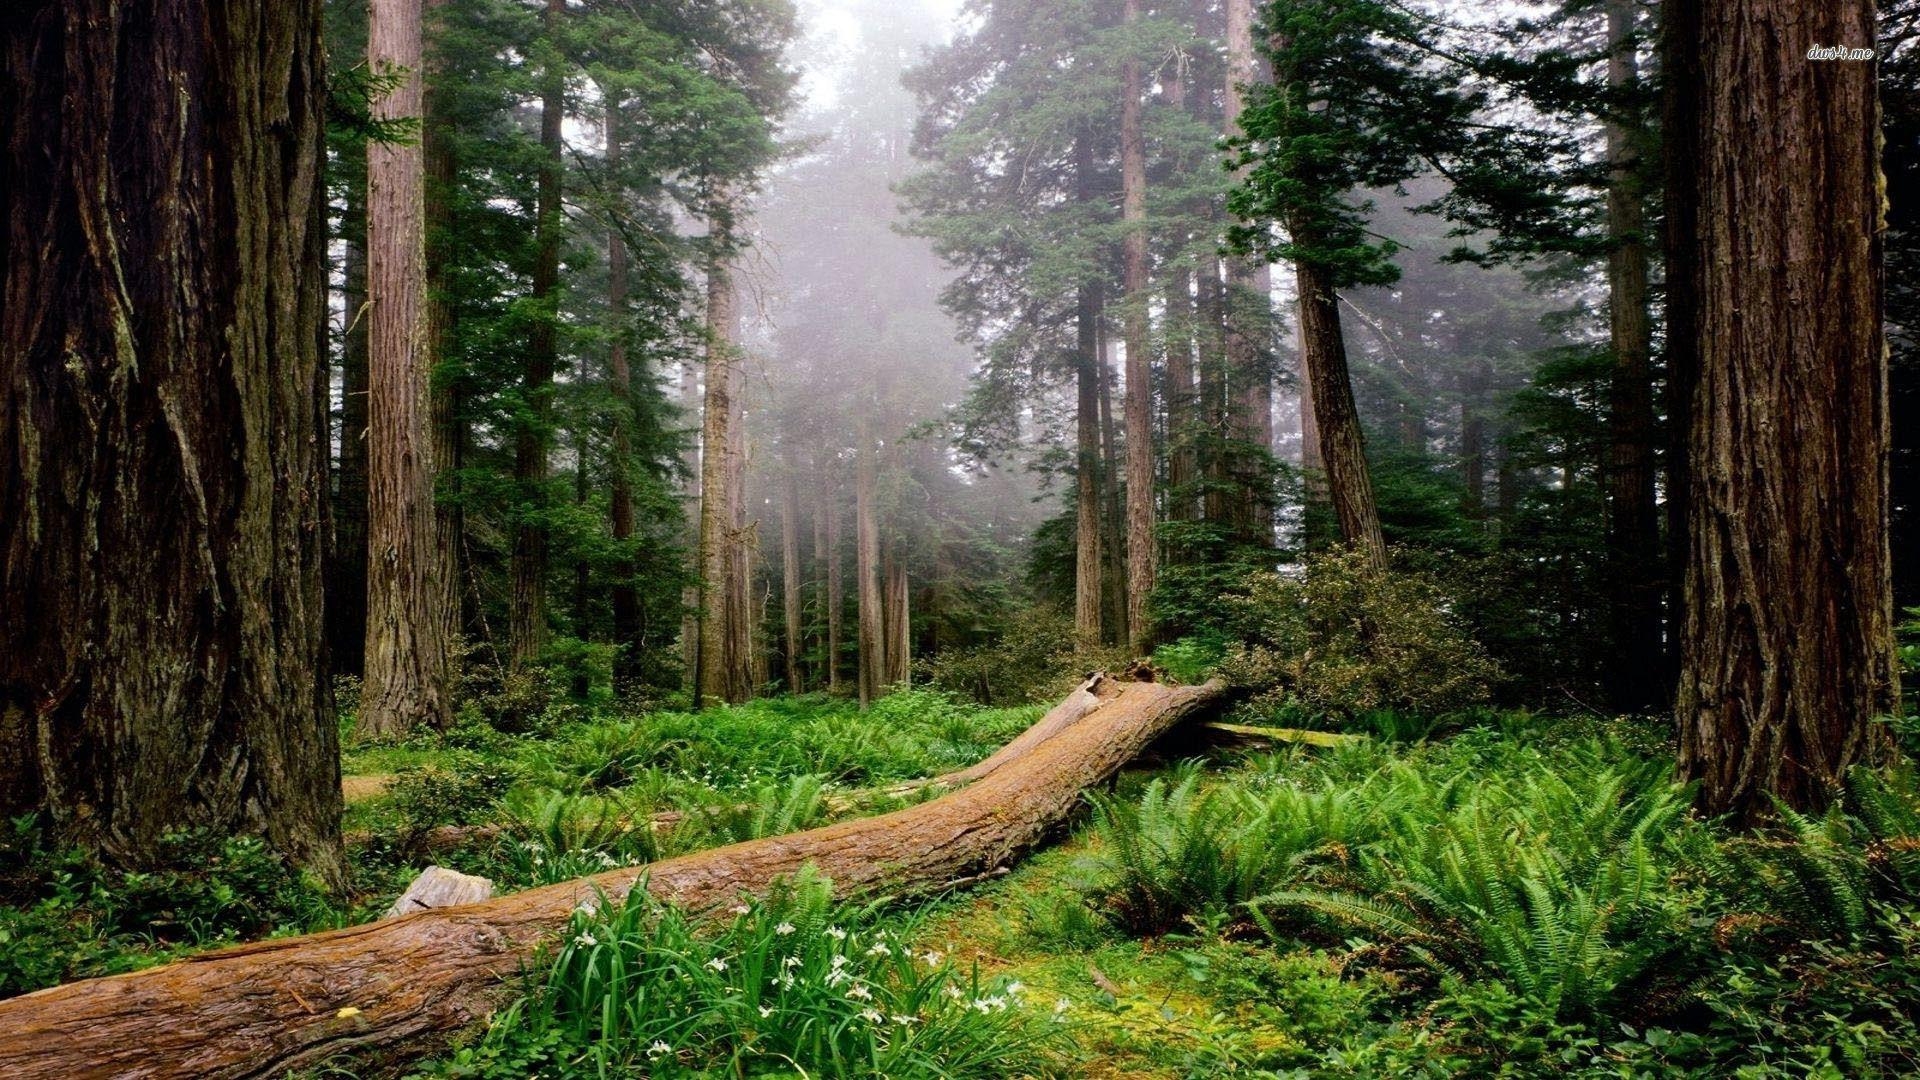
<box><xmin>860</xmin><ymin>1008</ymin><xmax>884</xmax><ymax>1024</ymax></box>
<box><xmin>573</xmin><ymin>931</ymin><xmax>598</xmax><ymax>948</ymax></box>
<box><xmin>824</xmin><ymin>926</ymin><xmax>847</xmax><ymax>941</ymax></box>
<box><xmin>890</xmin><ymin>1014</ymin><xmax>919</xmax><ymax>1025</ymax></box>
<box><xmin>646</xmin><ymin>1041</ymin><xmax>672</xmax><ymax>1060</ymax></box>
<box><xmin>783</xmin><ymin>955</ymin><xmax>803</xmax><ymax>969</ymax></box>
<box><xmin>774</xmin><ymin>921</ymin><xmax>795</xmax><ymax>936</ymax></box>
<box><xmin>830</xmin><ymin>954</ymin><xmax>850</xmax><ymax>969</ymax></box>
<box><xmin>920</xmin><ymin>949</ymin><xmax>943</xmax><ymax>967</ymax></box>
<box><xmin>846</xmin><ymin>982</ymin><xmax>873</xmax><ymax>1001</ymax></box>
<box><xmin>705</xmin><ymin>957</ymin><xmax>728</xmax><ymax>973</ymax></box>
<box><xmin>866</xmin><ymin>942</ymin><xmax>892</xmax><ymax>958</ymax></box>
<box><xmin>730</xmin><ymin>904</ymin><xmax>751</xmax><ymax>916</ymax></box>
<box><xmin>1005</xmin><ymin>980</ymin><xmax>1025</xmax><ymax>996</ymax></box>
<box><xmin>759</xmin><ymin>1005</ymin><xmax>774</xmax><ymax>1019</ymax></box>
<box><xmin>942</xmin><ymin>984</ymin><xmax>965</xmax><ymax>1000</ymax></box>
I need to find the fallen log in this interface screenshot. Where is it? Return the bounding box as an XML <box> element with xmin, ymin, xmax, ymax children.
<box><xmin>1202</xmin><ymin>721</ymin><xmax>1364</xmax><ymax>748</ymax></box>
<box><xmin>0</xmin><ymin>675</ymin><xmax>1225</xmax><ymax>1079</ymax></box>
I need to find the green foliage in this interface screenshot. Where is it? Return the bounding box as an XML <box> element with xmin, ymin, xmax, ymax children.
<box><xmin>412</xmin><ymin>868</ymin><xmax>1068</xmax><ymax>1079</ymax></box>
<box><xmin>389</xmin><ymin>751</ymin><xmax>522</xmax><ymax>835</ymax></box>
<box><xmin>916</xmin><ymin>608</ymin><xmax>1127</xmax><ymax>706</ymax></box>
<box><xmin>1219</xmin><ymin>549</ymin><xmax>1503</xmax><ymax>718</ymax></box>
<box><xmin>1150</xmin><ymin>634</ymin><xmax>1227</xmax><ymax>685</ymax></box>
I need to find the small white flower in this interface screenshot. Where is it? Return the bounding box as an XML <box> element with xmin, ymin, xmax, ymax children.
<box><xmin>830</xmin><ymin>955</ymin><xmax>850</xmax><ymax>970</ymax></box>
<box><xmin>759</xmin><ymin>1005</ymin><xmax>774</xmax><ymax>1018</ymax></box>
<box><xmin>1005</xmin><ymin>980</ymin><xmax>1025</xmax><ymax>996</ymax></box>
<box><xmin>890</xmin><ymin>1014</ymin><xmax>919</xmax><ymax>1025</ymax></box>
<box><xmin>942</xmin><ymin>984</ymin><xmax>965</xmax><ymax>1000</ymax></box>
<box><xmin>705</xmin><ymin>957</ymin><xmax>728</xmax><ymax>973</ymax></box>
<box><xmin>824</xmin><ymin>926</ymin><xmax>847</xmax><ymax>941</ymax></box>
<box><xmin>860</xmin><ymin>1008</ymin><xmax>884</xmax><ymax>1023</ymax></box>
<box><xmin>846</xmin><ymin>982</ymin><xmax>873</xmax><ymax>1001</ymax></box>
<box><xmin>730</xmin><ymin>904</ymin><xmax>751</xmax><ymax>916</ymax></box>
<box><xmin>920</xmin><ymin>949</ymin><xmax>943</xmax><ymax>966</ymax></box>
<box><xmin>865</xmin><ymin>942</ymin><xmax>892</xmax><ymax>958</ymax></box>
<box><xmin>774</xmin><ymin>921</ymin><xmax>795</xmax><ymax>936</ymax></box>
<box><xmin>646</xmin><ymin>1040</ymin><xmax>672</xmax><ymax>1060</ymax></box>
<box><xmin>573</xmin><ymin>931</ymin><xmax>598</xmax><ymax>948</ymax></box>
<box><xmin>783</xmin><ymin>955</ymin><xmax>803</xmax><ymax>969</ymax></box>
<box><xmin>1053</xmin><ymin>997</ymin><xmax>1072</xmax><ymax>1014</ymax></box>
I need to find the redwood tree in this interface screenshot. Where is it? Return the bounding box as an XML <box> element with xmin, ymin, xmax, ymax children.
<box><xmin>1119</xmin><ymin>0</ymin><xmax>1157</xmax><ymax>653</ymax></box>
<box><xmin>1668</xmin><ymin>0</ymin><xmax>1896</xmax><ymax>817</ymax></box>
<box><xmin>0</xmin><ymin>0</ymin><xmax>342</xmax><ymax>879</ymax></box>
<box><xmin>361</xmin><ymin>0</ymin><xmax>455</xmax><ymax>738</ymax></box>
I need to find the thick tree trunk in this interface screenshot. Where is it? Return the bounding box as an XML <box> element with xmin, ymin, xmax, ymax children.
<box><xmin>604</xmin><ymin>97</ymin><xmax>641</xmax><ymax>687</ymax></box>
<box><xmin>1459</xmin><ymin>360</ymin><xmax>1488</xmax><ymax>519</ymax></box>
<box><xmin>1119</xmin><ymin>0</ymin><xmax>1156</xmax><ymax>655</ymax></box>
<box><xmin>1161</xmin><ymin>70</ymin><xmax>1200</xmax><ymax>530</ymax></box>
<box><xmin>1669</xmin><ymin>0</ymin><xmax>1895</xmax><ymax>818</ymax></box>
<box><xmin>1197</xmin><ymin>256</ymin><xmax>1233</xmax><ymax>527</ymax></box>
<box><xmin>510</xmin><ymin>0</ymin><xmax>565</xmax><ymax>668</ymax></box>
<box><xmin>333</xmin><ymin>188</ymin><xmax>371</xmax><ymax>678</ymax></box>
<box><xmin>1223</xmin><ymin>0</ymin><xmax>1274</xmax><ymax>545</ymax></box>
<box><xmin>782</xmin><ymin>459</ymin><xmax>804</xmax><ymax>692</ymax></box>
<box><xmin>1098</xmin><ymin>321</ymin><xmax>1129</xmax><ymax>645</ymax></box>
<box><xmin>0</xmin><ymin>676</ymin><xmax>1225</xmax><ymax>1079</ymax></box>
<box><xmin>856</xmin><ymin>420</ymin><xmax>884</xmax><ymax>705</ymax></box>
<box><xmin>360</xmin><ymin>0</ymin><xmax>455</xmax><ymax>739</ymax></box>
<box><xmin>1294</xmin><ymin>260</ymin><xmax>1386</xmax><ymax>568</ymax></box>
<box><xmin>1601</xmin><ymin>0</ymin><xmax>1664</xmax><ymax>714</ymax></box>
<box><xmin>695</xmin><ymin>221</ymin><xmax>745</xmax><ymax>707</ymax></box>
<box><xmin>0</xmin><ymin>0</ymin><xmax>342</xmax><ymax>878</ymax></box>
<box><xmin>681</xmin><ymin>357</ymin><xmax>703</xmax><ymax>680</ymax></box>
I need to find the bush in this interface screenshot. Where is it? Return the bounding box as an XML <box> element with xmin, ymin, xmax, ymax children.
<box><xmin>916</xmin><ymin>608</ymin><xmax>1128</xmax><ymax>706</ymax></box>
<box><xmin>388</xmin><ymin>751</ymin><xmax>520</xmax><ymax>835</ymax></box>
<box><xmin>1219</xmin><ymin>549</ymin><xmax>1502</xmax><ymax>719</ymax></box>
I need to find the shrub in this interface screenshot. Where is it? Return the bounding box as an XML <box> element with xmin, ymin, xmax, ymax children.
<box><xmin>388</xmin><ymin>751</ymin><xmax>520</xmax><ymax>835</ymax></box>
<box><xmin>916</xmin><ymin>608</ymin><xmax>1128</xmax><ymax>706</ymax></box>
<box><xmin>1219</xmin><ymin>549</ymin><xmax>1503</xmax><ymax>718</ymax></box>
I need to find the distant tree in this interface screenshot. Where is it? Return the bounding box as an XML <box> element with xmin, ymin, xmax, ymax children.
<box><xmin>0</xmin><ymin>0</ymin><xmax>343</xmax><ymax>880</ymax></box>
<box><xmin>1667</xmin><ymin>0</ymin><xmax>1896</xmax><ymax>817</ymax></box>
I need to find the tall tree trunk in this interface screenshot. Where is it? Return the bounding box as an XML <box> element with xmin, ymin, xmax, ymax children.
<box><xmin>1223</xmin><ymin>0</ymin><xmax>1274</xmax><ymax>546</ymax></box>
<box><xmin>727</xmin><ymin>398</ymin><xmax>756</xmax><ymax>701</ymax></box>
<box><xmin>425</xmin><ymin>0</ymin><xmax>463</xmax><ymax>671</ymax></box>
<box><xmin>1161</xmin><ymin>68</ymin><xmax>1199</xmax><ymax>529</ymax></box>
<box><xmin>681</xmin><ymin>357</ymin><xmax>702</xmax><ymax>681</ymax></box>
<box><xmin>510</xmin><ymin>0</ymin><xmax>564</xmax><ymax>668</ymax></box>
<box><xmin>1601</xmin><ymin>0</ymin><xmax>1664</xmax><ymax>713</ymax></box>
<box><xmin>0</xmin><ymin>0</ymin><xmax>342</xmax><ymax>879</ymax></box>
<box><xmin>1669</xmin><ymin>0</ymin><xmax>1895</xmax><ymax>818</ymax></box>
<box><xmin>1119</xmin><ymin>0</ymin><xmax>1156</xmax><ymax>653</ymax></box>
<box><xmin>1098</xmin><ymin>317</ymin><xmax>1129</xmax><ymax>646</ymax></box>
<box><xmin>1196</xmin><ymin>256</ymin><xmax>1233</xmax><ymax>527</ymax></box>
<box><xmin>332</xmin><ymin>185</ymin><xmax>370</xmax><ymax>677</ymax></box>
<box><xmin>1073</xmin><ymin>139</ymin><xmax>1105</xmax><ymax>644</ymax></box>
<box><xmin>604</xmin><ymin>96</ymin><xmax>640</xmax><ymax>686</ymax></box>
<box><xmin>822</xmin><ymin>463</ymin><xmax>846</xmax><ymax>693</ymax></box>
<box><xmin>782</xmin><ymin>457</ymin><xmax>804</xmax><ymax>693</ymax></box>
<box><xmin>361</xmin><ymin>0</ymin><xmax>454</xmax><ymax>738</ymax></box>
<box><xmin>1294</xmin><ymin>260</ymin><xmax>1386</xmax><ymax>568</ymax></box>
<box><xmin>695</xmin><ymin>218</ymin><xmax>742</xmax><ymax>707</ymax></box>
<box><xmin>855</xmin><ymin>419</ymin><xmax>884</xmax><ymax>706</ymax></box>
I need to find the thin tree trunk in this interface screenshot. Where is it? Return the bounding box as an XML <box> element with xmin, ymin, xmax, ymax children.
<box><xmin>725</xmin><ymin>350</ymin><xmax>754</xmax><ymax>701</ymax></box>
<box><xmin>425</xmin><ymin>0</ymin><xmax>463</xmax><ymax>670</ymax></box>
<box><xmin>1197</xmin><ymin>255</ymin><xmax>1233</xmax><ymax>527</ymax></box>
<box><xmin>0</xmin><ymin>0</ymin><xmax>342</xmax><ymax>878</ymax></box>
<box><xmin>510</xmin><ymin>0</ymin><xmax>565</xmax><ymax>668</ymax></box>
<box><xmin>884</xmin><ymin>551</ymin><xmax>911</xmax><ymax>687</ymax></box>
<box><xmin>1601</xmin><ymin>0</ymin><xmax>1664</xmax><ymax>713</ymax></box>
<box><xmin>681</xmin><ymin>356</ymin><xmax>702</xmax><ymax>682</ymax></box>
<box><xmin>810</xmin><ymin>464</ymin><xmax>830</xmax><ymax>691</ymax></box>
<box><xmin>1294</xmin><ymin>260</ymin><xmax>1386</xmax><ymax>568</ymax></box>
<box><xmin>1459</xmin><ymin>360</ymin><xmax>1488</xmax><ymax>520</ymax></box>
<box><xmin>856</xmin><ymin>418</ymin><xmax>884</xmax><ymax>706</ymax></box>
<box><xmin>1073</xmin><ymin>139</ymin><xmax>1105</xmax><ymax>643</ymax></box>
<box><xmin>823</xmin><ymin>463</ymin><xmax>846</xmax><ymax>693</ymax></box>
<box><xmin>604</xmin><ymin>96</ymin><xmax>640</xmax><ymax>686</ymax></box>
<box><xmin>1098</xmin><ymin>316</ymin><xmax>1129</xmax><ymax>646</ymax></box>
<box><xmin>333</xmin><ymin>186</ymin><xmax>370</xmax><ymax>678</ymax></box>
<box><xmin>1119</xmin><ymin>0</ymin><xmax>1155</xmax><ymax>654</ymax></box>
<box><xmin>1161</xmin><ymin>68</ymin><xmax>1199</xmax><ymax>529</ymax></box>
<box><xmin>1669</xmin><ymin>0</ymin><xmax>1895</xmax><ymax>818</ymax></box>
<box><xmin>782</xmin><ymin>458</ymin><xmax>804</xmax><ymax>693</ymax></box>
<box><xmin>361</xmin><ymin>0</ymin><xmax>454</xmax><ymax>738</ymax></box>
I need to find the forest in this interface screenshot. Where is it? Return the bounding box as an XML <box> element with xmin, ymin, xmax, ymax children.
<box><xmin>1</xmin><ymin>0</ymin><xmax>1917</xmax><ymax>1076</ymax></box>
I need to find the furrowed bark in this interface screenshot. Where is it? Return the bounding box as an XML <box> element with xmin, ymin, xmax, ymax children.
<box><xmin>0</xmin><ymin>677</ymin><xmax>1226</xmax><ymax>1079</ymax></box>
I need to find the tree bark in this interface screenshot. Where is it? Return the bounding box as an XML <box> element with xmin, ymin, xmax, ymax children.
<box><xmin>1459</xmin><ymin>360</ymin><xmax>1488</xmax><ymax>519</ymax></box>
<box><xmin>510</xmin><ymin>0</ymin><xmax>565</xmax><ymax>668</ymax></box>
<box><xmin>0</xmin><ymin>0</ymin><xmax>342</xmax><ymax>878</ymax></box>
<box><xmin>856</xmin><ymin>418</ymin><xmax>884</xmax><ymax>705</ymax></box>
<box><xmin>424</xmin><ymin>0</ymin><xmax>463</xmax><ymax>670</ymax></box>
<box><xmin>1294</xmin><ymin>260</ymin><xmax>1386</xmax><ymax>568</ymax></box>
<box><xmin>360</xmin><ymin>0</ymin><xmax>455</xmax><ymax>739</ymax></box>
<box><xmin>822</xmin><ymin>463</ymin><xmax>846</xmax><ymax>693</ymax></box>
<box><xmin>333</xmin><ymin>184</ymin><xmax>371</xmax><ymax>678</ymax></box>
<box><xmin>1223</xmin><ymin>0</ymin><xmax>1275</xmax><ymax>546</ymax></box>
<box><xmin>1098</xmin><ymin>318</ymin><xmax>1129</xmax><ymax>645</ymax></box>
<box><xmin>1601</xmin><ymin>0</ymin><xmax>1664</xmax><ymax>713</ymax></box>
<box><xmin>695</xmin><ymin>216</ymin><xmax>746</xmax><ymax>707</ymax></box>
<box><xmin>1161</xmin><ymin>68</ymin><xmax>1199</xmax><ymax>529</ymax></box>
<box><xmin>0</xmin><ymin>677</ymin><xmax>1225</xmax><ymax>1079</ymax></box>
<box><xmin>1669</xmin><ymin>0</ymin><xmax>1895</xmax><ymax>818</ymax></box>
<box><xmin>681</xmin><ymin>356</ymin><xmax>703</xmax><ymax>681</ymax></box>
<box><xmin>782</xmin><ymin>457</ymin><xmax>805</xmax><ymax>692</ymax></box>
<box><xmin>604</xmin><ymin>96</ymin><xmax>641</xmax><ymax>686</ymax></box>
<box><xmin>884</xmin><ymin>549</ymin><xmax>912</xmax><ymax>686</ymax></box>
<box><xmin>1075</xmin><ymin>284</ymin><xmax>1106</xmax><ymax>643</ymax></box>
<box><xmin>1119</xmin><ymin>0</ymin><xmax>1156</xmax><ymax>655</ymax></box>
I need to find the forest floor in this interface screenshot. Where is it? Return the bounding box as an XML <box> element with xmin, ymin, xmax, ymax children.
<box><xmin>5</xmin><ymin>687</ymin><xmax>1920</xmax><ymax>1078</ymax></box>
